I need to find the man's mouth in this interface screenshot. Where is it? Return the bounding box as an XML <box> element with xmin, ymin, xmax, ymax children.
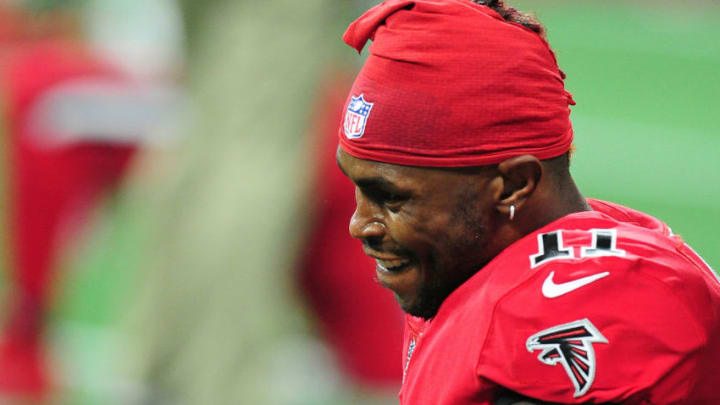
<box><xmin>364</xmin><ymin>248</ymin><xmax>412</xmax><ymax>274</ymax></box>
<box><xmin>373</xmin><ymin>257</ymin><xmax>411</xmax><ymax>273</ymax></box>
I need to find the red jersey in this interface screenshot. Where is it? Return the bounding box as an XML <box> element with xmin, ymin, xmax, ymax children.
<box><xmin>400</xmin><ymin>199</ymin><xmax>720</xmax><ymax>405</ymax></box>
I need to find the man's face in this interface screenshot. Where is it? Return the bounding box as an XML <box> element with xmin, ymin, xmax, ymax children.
<box><xmin>337</xmin><ymin>148</ymin><xmax>499</xmax><ymax>318</ymax></box>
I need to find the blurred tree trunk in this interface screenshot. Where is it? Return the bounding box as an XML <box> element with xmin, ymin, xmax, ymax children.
<box><xmin>119</xmin><ymin>1</ymin><xmax>366</xmax><ymax>404</ymax></box>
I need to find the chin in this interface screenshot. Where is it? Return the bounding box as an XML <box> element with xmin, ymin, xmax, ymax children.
<box><xmin>398</xmin><ymin>294</ymin><xmax>443</xmax><ymax>319</ymax></box>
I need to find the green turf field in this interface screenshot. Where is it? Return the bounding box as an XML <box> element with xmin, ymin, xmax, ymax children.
<box><xmin>5</xmin><ymin>1</ymin><xmax>718</xmax><ymax>403</ymax></box>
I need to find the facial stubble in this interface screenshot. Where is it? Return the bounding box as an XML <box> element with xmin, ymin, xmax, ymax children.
<box><xmin>406</xmin><ymin>186</ymin><xmax>489</xmax><ymax>319</ymax></box>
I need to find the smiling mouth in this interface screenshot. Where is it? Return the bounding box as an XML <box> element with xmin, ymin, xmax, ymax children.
<box><xmin>374</xmin><ymin>257</ymin><xmax>411</xmax><ymax>274</ymax></box>
<box><xmin>364</xmin><ymin>248</ymin><xmax>412</xmax><ymax>274</ymax></box>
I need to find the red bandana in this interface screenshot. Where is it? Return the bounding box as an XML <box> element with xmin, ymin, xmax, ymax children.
<box><xmin>338</xmin><ymin>0</ymin><xmax>575</xmax><ymax>167</ymax></box>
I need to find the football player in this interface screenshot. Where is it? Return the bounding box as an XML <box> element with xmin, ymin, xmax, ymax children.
<box><xmin>336</xmin><ymin>0</ymin><xmax>720</xmax><ymax>404</ymax></box>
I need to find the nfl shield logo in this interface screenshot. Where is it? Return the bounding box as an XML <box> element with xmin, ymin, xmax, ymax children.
<box><xmin>343</xmin><ymin>94</ymin><xmax>374</xmax><ymax>139</ymax></box>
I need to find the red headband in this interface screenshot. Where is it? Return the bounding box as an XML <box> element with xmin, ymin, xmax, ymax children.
<box><xmin>338</xmin><ymin>0</ymin><xmax>575</xmax><ymax>167</ymax></box>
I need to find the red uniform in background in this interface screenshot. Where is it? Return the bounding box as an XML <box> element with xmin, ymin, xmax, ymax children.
<box><xmin>400</xmin><ymin>199</ymin><xmax>720</xmax><ymax>405</ymax></box>
<box><xmin>298</xmin><ymin>72</ymin><xmax>404</xmax><ymax>389</ymax></box>
<box><xmin>0</xmin><ymin>38</ymin><xmax>136</xmax><ymax>397</ymax></box>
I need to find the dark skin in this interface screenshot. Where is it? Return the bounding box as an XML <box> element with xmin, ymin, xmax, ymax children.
<box><xmin>337</xmin><ymin>148</ymin><xmax>613</xmax><ymax>405</ymax></box>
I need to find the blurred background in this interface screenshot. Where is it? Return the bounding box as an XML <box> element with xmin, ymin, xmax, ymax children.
<box><xmin>0</xmin><ymin>0</ymin><xmax>717</xmax><ymax>404</ymax></box>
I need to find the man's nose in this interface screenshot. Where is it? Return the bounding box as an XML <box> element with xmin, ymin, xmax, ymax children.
<box><xmin>349</xmin><ymin>193</ymin><xmax>385</xmax><ymax>240</ymax></box>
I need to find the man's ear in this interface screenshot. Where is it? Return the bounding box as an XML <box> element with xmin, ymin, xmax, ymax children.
<box><xmin>495</xmin><ymin>155</ymin><xmax>542</xmax><ymax>216</ymax></box>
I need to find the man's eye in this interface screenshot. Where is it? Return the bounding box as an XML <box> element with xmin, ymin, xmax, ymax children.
<box><xmin>378</xmin><ymin>191</ymin><xmax>408</xmax><ymax>211</ymax></box>
<box><xmin>385</xmin><ymin>198</ymin><xmax>407</xmax><ymax>213</ymax></box>
<box><xmin>365</xmin><ymin>188</ymin><xmax>408</xmax><ymax>208</ymax></box>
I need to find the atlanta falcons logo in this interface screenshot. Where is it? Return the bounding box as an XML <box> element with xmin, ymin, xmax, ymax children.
<box><xmin>526</xmin><ymin>319</ymin><xmax>608</xmax><ymax>398</ymax></box>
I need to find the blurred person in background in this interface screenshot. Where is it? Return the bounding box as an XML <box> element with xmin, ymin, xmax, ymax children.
<box><xmin>0</xmin><ymin>0</ymin><xmax>182</xmax><ymax>401</ymax></box>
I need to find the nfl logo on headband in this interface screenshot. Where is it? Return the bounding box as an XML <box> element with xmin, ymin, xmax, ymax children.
<box><xmin>344</xmin><ymin>94</ymin><xmax>374</xmax><ymax>139</ymax></box>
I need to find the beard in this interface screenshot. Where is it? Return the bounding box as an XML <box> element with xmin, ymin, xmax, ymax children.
<box><xmin>402</xmin><ymin>277</ymin><xmax>454</xmax><ymax>319</ymax></box>
<box><xmin>404</xmin><ymin>194</ymin><xmax>489</xmax><ymax>319</ymax></box>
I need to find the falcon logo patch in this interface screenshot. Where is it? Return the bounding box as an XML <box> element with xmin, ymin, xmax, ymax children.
<box><xmin>343</xmin><ymin>94</ymin><xmax>374</xmax><ymax>139</ymax></box>
<box><xmin>526</xmin><ymin>319</ymin><xmax>608</xmax><ymax>398</ymax></box>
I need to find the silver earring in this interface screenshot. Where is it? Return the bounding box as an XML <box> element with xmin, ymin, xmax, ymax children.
<box><xmin>509</xmin><ymin>205</ymin><xmax>515</xmax><ymax>221</ymax></box>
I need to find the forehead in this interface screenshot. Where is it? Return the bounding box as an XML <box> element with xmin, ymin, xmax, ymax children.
<box><xmin>337</xmin><ymin>147</ymin><xmax>432</xmax><ymax>184</ymax></box>
<box><xmin>337</xmin><ymin>148</ymin><xmax>406</xmax><ymax>180</ymax></box>
<box><xmin>336</xmin><ymin>147</ymin><xmax>490</xmax><ymax>190</ymax></box>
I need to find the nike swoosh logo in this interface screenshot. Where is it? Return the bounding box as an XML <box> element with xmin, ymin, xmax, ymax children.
<box><xmin>542</xmin><ymin>271</ymin><xmax>610</xmax><ymax>298</ymax></box>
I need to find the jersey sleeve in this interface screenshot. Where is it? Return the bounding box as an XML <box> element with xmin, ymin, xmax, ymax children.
<box><xmin>476</xmin><ymin>254</ymin><xmax>709</xmax><ymax>404</ymax></box>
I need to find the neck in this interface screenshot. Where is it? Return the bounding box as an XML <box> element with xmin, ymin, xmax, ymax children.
<box><xmin>536</xmin><ymin>176</ymin><xmax>590</xmax><ymax>227</ymax></box>
<box><xmin>534</xmin><ymin>176</ymin><xmax>590</xmax><ymax>229</ymax></box>
<box><xmin>492</xmin><ymin>176</ymin><xmax>590</xmax><ymax>259</ymax></box>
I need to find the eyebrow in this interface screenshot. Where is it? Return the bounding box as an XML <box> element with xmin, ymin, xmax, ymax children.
<box><xmin>336</xmin><ymin>154</ymin><xmax>399</xmax><ymax>189</ymax></box>
<box><xmin>338</xmin><ymin>166</ymin><xmax>400</xmax><ymax>192</ymax></box>
<box><xmin>336</xmin><ymin>149</ymin><xmax>408</xmax><ymax>194</ymax></box>
<box><xmin>355</xmin><ymin>176</ymin><xmax>398</xmax><ymax>190</ymax></box>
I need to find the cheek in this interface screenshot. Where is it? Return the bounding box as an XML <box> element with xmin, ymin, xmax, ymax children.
<box><xmin>424</xmin><ymin>209</ymin><xmax>487</xmax><ymax>266</ymax></box>
<box><xmin>390</xmin><ymin>209</ymin><xmax>453</xmax><ymax>253</ymax></box>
